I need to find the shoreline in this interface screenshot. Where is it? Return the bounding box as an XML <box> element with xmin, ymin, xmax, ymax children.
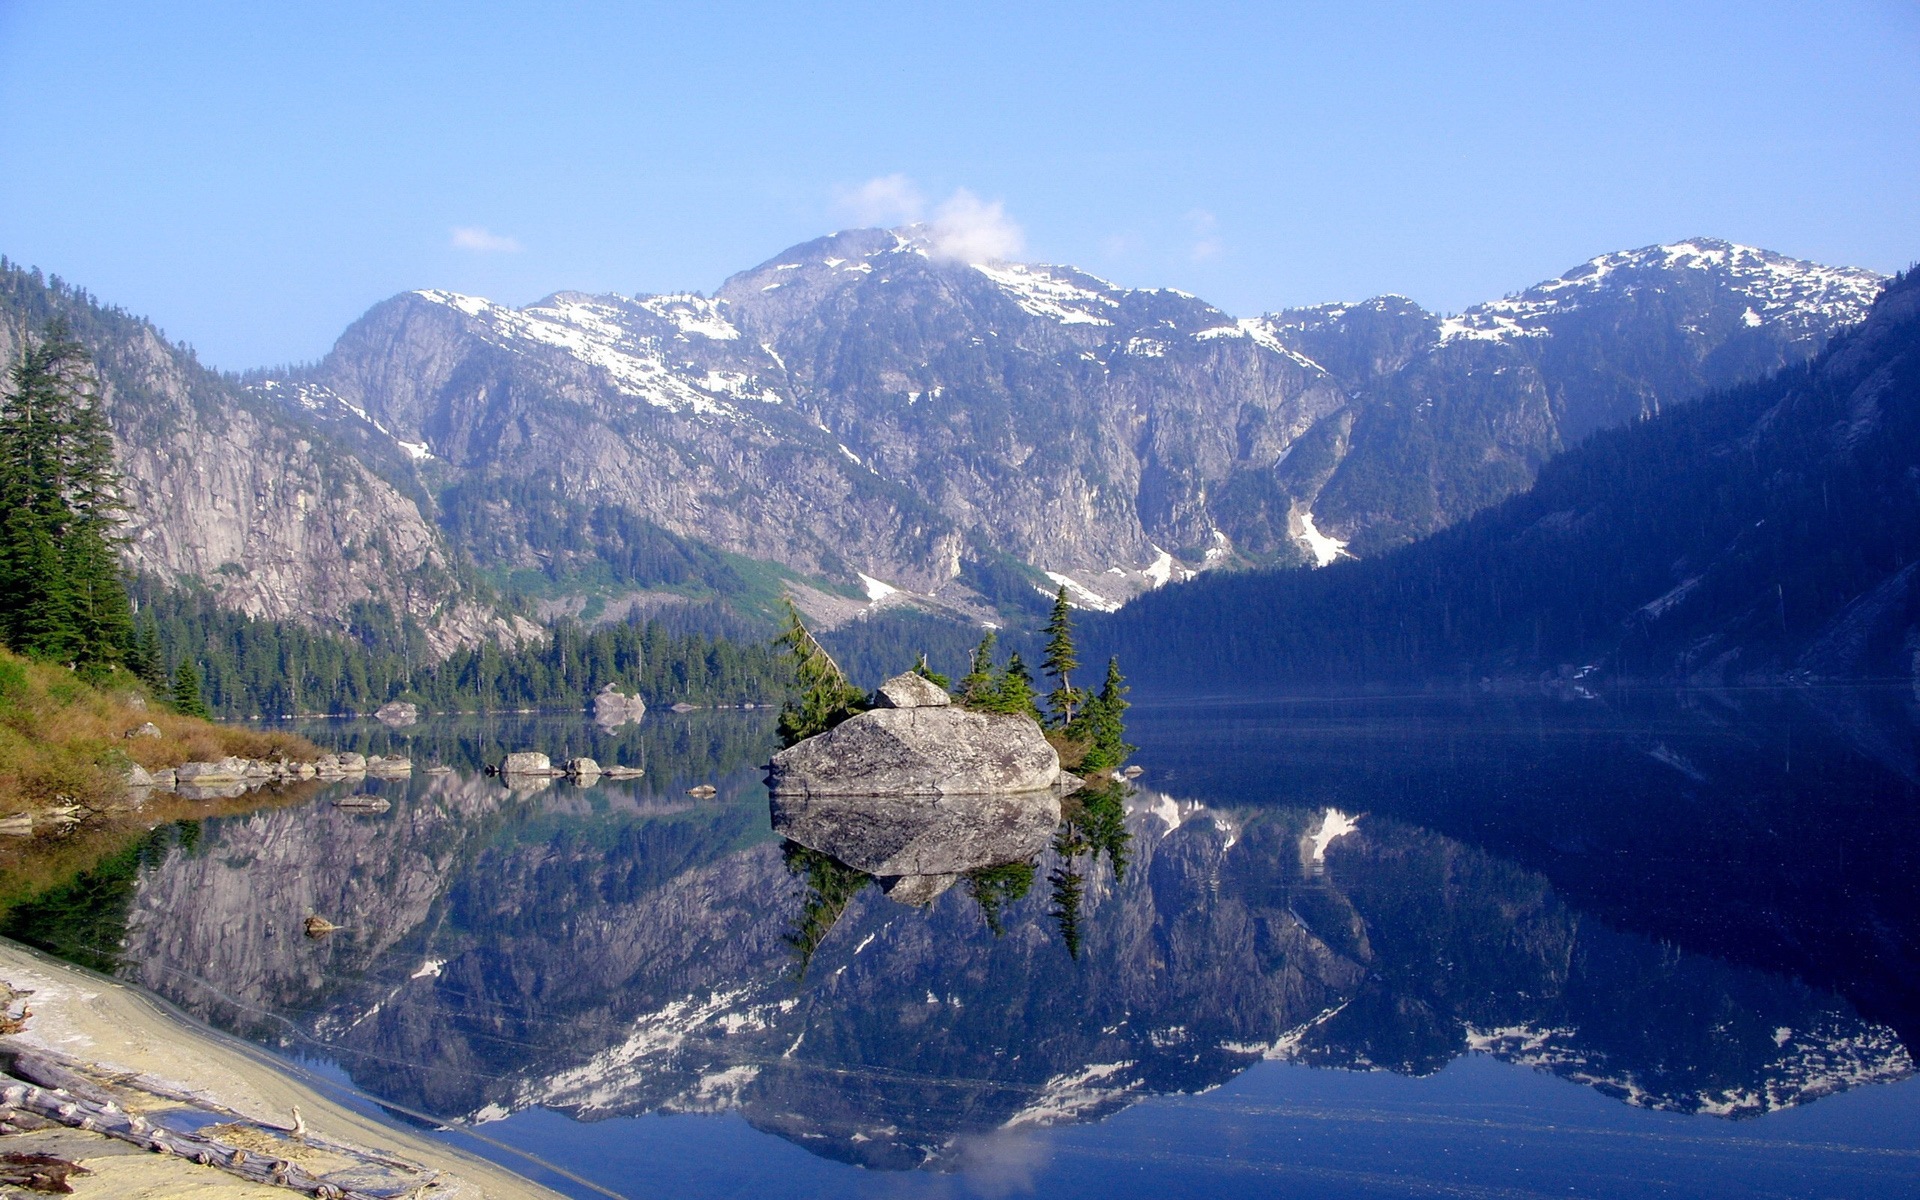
<box><xmin>0</xmin><ymin>936</ymin><xmax>567</xmax><ymax>1200</ymax></box>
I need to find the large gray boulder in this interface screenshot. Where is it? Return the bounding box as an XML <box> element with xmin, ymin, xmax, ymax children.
<box><xmin>871</xmin><ymin>672</ymin><xmax>951</xmax><ymax>709</ymax></box>
<box><xmin>768</xmin><ymin>674</ymin><xmax>1059</xmax><ymax>798</ymax></box>
<box><xmin>502</xmin><ymin>751</ymin><xmax>552</xmax><ymax>775</ymax></box>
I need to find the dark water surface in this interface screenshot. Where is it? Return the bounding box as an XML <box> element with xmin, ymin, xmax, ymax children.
<box><xmin>11</xmin><ymin>688</ymin><xmax>1920</xmax><ymax>1198</ymax></box>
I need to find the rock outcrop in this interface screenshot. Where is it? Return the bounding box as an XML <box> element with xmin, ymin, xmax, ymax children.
<box><xmin>0</xmin><ymin>264</ymin><xmax>532</xmax><ymax>656</ymax></box>
<box><xmin>870</xmin><ymin>672</ymin><xmax>950</xmax><ymax>709</ymax></box>
<box><xmin>590</xmin><ymin>685</ymin><xmax>647</xmax><ymax>728</ymax></box>
<box><xmin>767</xmin><ymin>673</ymin><xmax>1058</xmax><ymax>797</ymax></box>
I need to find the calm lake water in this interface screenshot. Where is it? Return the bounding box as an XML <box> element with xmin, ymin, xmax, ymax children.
<box><xmin>12</xmin><ymin>688</ymin><xmax>1920</xmax><ymax>1198</ymax></box>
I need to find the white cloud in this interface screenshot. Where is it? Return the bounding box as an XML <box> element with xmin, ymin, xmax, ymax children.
<box><xmin>925</xmin><ymin>188</ymin><xmax>1025</xmax><ymax>264</ymax></box>
<box><xmin>450</xmin><ymin>225</ymin><xmax>523</xmax><ymax>253</ymax></box>
<box><xmin>835</xmin><ymin>174</ymin><xmax>925</xmax><ymax>226</ymax></box>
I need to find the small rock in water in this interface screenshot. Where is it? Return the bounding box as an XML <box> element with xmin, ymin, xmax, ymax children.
<box><xmin>501</xmin><ymin>751</ymin><xmax>552</xmax><ymax>775</ymax></box>
<box><xmin>426</xmin><ymin>765</ymin><xmax>453</xmax><ymax>775</ymax></box>
<box><xmin>670</xmin><ymin>702</ymin><xmax>697</xmax><ymax>713</ymax></box>
<box><xmin>1122</xmin><ymin>765</ymin><xmax>1143</xmax><ymax>778</ymax></box>
<box><xmin>603</xmin><ymin>765</ymin><xmax>644</xmax><ymax>778</ymax></box>
<box><xmin>333</xmin><ymin>795</ymin><xmax>391</xmax><ymax>812</ymax></box>
<box><xmin>686</xmin><ymin>784</ymin><xmax>718</xmax><ymax>798</ymax></box>
<box><xmin>365</xmin><ymin>754</ymin><xmax>413</xmax><ymax>777</ymax></box>
<box><xmin>374</xmin><ymin>700</ymin><xmax>419</xmax><ymax>727</ymax></box>
<box><xmin>566</xmin><ymin>757</ymin><xmax>602</xmax><ymax>778</ymax></box>
<box><xmin>591</xmin><ymin>684</ymin><xmax>647</xmax><ymax>727</ymax></box>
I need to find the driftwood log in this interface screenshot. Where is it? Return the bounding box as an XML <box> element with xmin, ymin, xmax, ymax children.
<box><xmin>0</xmin><ymin>1049</ymin><xmax>438</xmax><ymax>1199</ymax></box>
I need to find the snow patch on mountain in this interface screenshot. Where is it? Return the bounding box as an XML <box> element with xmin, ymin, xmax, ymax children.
<box><xmin>414</xmin><ymin>289</ymin><xmax>747</xmax><ymax>417</ymax></box>
<box><xmin>635</xmin><ymin>293</ymin><xmax>741</xmax><ymax>340</ymax></box>
<box><xmin>1438</xmin><ymin>239</ymin><xmax>1885</xmax><ymax>345</ymax></box>
<box><xmin>1296</xmin><ymin>511</ymin><xmax>1350</xmax><ymax>567</ymax></box>
<box><xmin>972</xmin><ymin>262</ymin><xmax>1119</xmax><ymax>326</ymax></box>
<box><xmin>1197</xmin><ymin>318</ymin><xmax>1327</xmax><ymax>371</ymax></box>
<box><xmin>1044</xmin><ymin>571</ymin><xmax>1122</xmax><ymax>612</ymax></box>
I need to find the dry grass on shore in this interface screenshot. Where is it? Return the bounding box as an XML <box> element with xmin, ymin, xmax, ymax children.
<box><xmin>0</xmin><ymin>648</ymin><xmax>318</xmax><ymax>814</ymax></box>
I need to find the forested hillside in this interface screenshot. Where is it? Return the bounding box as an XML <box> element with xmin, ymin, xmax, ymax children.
<box><xmin>1092</xmin><ymin>269</ymin><xmax>1920</xmax><ymax>689</ymax></box>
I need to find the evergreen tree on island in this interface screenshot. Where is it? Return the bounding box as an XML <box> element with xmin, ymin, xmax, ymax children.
<box><xmin>1076</xmin><ymin>657</ymin><xmax>1136</xmax><ymax>771</ymax></box>
<box><xmin>1041</xmin><ymin>585</ymin><xmax>1081</xmax><ymax>727</ymax></box>
<box><xmin>0</xmin><ymin>320</ymin><xmax>133</xmax><ymax>673</ymax></box>
<box><xmin>774</xmin><ymin>597</ymin><xmax>865</xmax><ymax>747</ymax></box>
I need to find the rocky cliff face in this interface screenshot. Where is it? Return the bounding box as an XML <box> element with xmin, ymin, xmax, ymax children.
<box><xmin>0</xmin><ymin>265</ymin><xmax>528</xmax><ymax>655</ymax></box>
<box><xmin>279</xmin><ymin>232</ymin><xmax>1884</xmax><ymax>619</ymax></box>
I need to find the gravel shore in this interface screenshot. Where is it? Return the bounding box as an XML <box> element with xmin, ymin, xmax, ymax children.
<box><xmin>0</xmin><ymin>937</ymin><xmax>565</xmax><ymax>1200</ymax></box>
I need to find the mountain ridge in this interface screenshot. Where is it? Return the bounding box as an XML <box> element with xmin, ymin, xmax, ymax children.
<box><xmin>272</xmin><ymin>231</ymin><xmax>1884</xmax><ymax>626</ymax></box>
<box><xmin>1090</xmin><ymin>265</ymin><xmax>1920</xmax><ymax>688</ymax></box>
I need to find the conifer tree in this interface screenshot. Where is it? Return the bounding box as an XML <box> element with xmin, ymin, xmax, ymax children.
<box><xmin>1041</xmin><ymin>585</ymin><xmax>1081</xmax><ymax>726</ymax></box>
<box><xmin>0</xmin><ymin>321</ymin><xmax>131</xmax><ymax>671</ymax></box>
<box><xmin>774</xmin><ymin>596</ymin><xmax>865</xmax><ymax>746</ymax></box>
<box><xmin>986</xmin><ymin>650</ymin><xmax>1042</xmax><ymax>720</ymax></box>
<box><xmin>1077</xmin><ymin>657</ymin><xmax>1137</xmax><ymax>771</ymax></box>
<box><xmin>910</xmin><ymin>652</ymin><xmax>951</xmax><ymax>690</ymax></box>
<box><xmin>126</xmin><ymin>612</ymin><xmax>164</xmax><ymax>691</ymax></box>
<box><xmin>957</xmin><ymin>629</ymin><xmax>999</xmax><ymax>707</ymax></box>
<box><xmin>171</xmin><ymin>659</ymin><xmax>210</xmax><ymax>719</ymax></box>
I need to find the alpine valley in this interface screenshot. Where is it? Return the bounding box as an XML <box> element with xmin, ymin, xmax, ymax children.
<box><xmin>0</xmin><ymin>230</ymin><xmax>1885</xmax><ymax>666</ymax></box>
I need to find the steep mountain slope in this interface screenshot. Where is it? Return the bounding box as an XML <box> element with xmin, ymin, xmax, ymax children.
<box><xmin>1260</xmin><ymin>239</ymin><xmax>1887</xmax><ymax>552</ymax></box>
<box><xmin>282</xmin><ymin>232</ymin><xmax>1882</xmax><ymax>621</ymax></box>
<box><xmin>0</xmin><ymin>263</ymin><xmax>527</xmax><ymax>655</ymax></box>
<box><xmin>1093</xmin><ymin>267</ymin><xmax>1920</xmax><ymax>688</ymax></box>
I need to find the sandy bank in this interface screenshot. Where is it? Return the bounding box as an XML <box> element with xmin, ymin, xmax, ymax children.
<box><xmin>0</xmin><ymin>937</ymin><xmax>565</xmax><ymax>1200</ymax></box>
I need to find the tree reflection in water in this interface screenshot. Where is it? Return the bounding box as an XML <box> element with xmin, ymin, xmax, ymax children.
<box><xmin>781</xmin><ymin>781</ymin><xmax>1137</xmax><ymax>964</ymax></box>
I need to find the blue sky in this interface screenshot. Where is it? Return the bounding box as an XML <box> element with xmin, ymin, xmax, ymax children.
<box><xmin>2</xmin><ymin>1</ymin><xmax>1916</xmax><ymax>369</ymax></box>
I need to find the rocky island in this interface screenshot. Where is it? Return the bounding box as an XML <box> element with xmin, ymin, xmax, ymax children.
<box><xmin>767</xmin><ymin>671</ymin><xmax>1063</xmax><ymax>798</ymax></box>
<box><xmin>768</xmin><ymin>672</ymin><xmax>1077</xmax><ymax>905</ymax></box>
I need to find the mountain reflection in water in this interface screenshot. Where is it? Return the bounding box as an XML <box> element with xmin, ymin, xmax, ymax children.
<box><xmin>4</xmin><ymin>693</ymin><xmax>1914</xmax><ymax>1192</ymax></box>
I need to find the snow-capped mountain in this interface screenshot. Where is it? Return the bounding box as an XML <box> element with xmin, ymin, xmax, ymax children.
<box><xmin>271</xmin><ymin>231</ymin><xmax>1883</xmax><ymax>624</ymax></box>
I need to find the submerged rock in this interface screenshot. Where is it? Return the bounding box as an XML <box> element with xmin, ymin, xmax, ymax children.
<box><xmin>365</xmin><ymin>754</ymin><xmax>413</xmax><ymax>777</ymax></box>
<box><xmin>768</xmin><ymin>673</ymin><xmax>1059</xmax><ymax>798</ymax></box>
